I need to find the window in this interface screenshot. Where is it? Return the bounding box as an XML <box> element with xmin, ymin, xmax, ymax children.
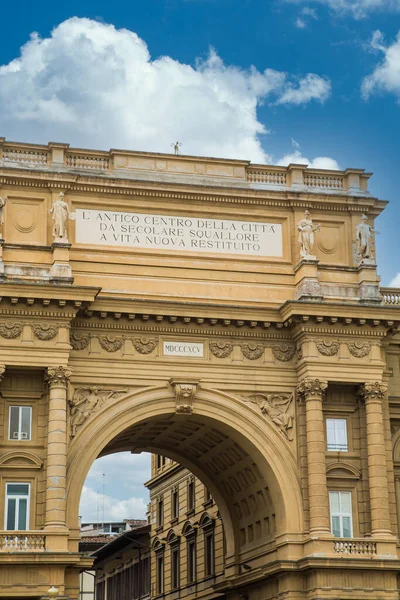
<box><xmin>172</xmin><ymin>490</ymin><xmax>179</xmax><ymax>520</ymax></box>
<box><xmin>5</xmin><ymin>483</ymin><xmax>30</xmax><ymax>530</ymax></box>
<box><xmin>326</xmin><ymin>418</ymin><xmax>348</xmax><ymax>452</ymax></box>
<box><xmin>204</xmin><ymin>488</ymin><xmax>212</xmax><ymax>503</ymax></box>
<box><xmin>204</xmin><ymin>531</ymin><xmax>214</xmax><ymax>576</ymax></box>
<box><xmin>171</xmin><ymin>546</ymin><xmax>180</xmax><ymax>589</ymax></box>
<box><xmin>157</xmin><ymin>498</ymin><xmax>163</xmax><ymax>527</ymax></box>
<box><xmin>329</xmin><ymin>491</ymin><xmax>353</xmax><ymax>538</ymax></box>
<box><xmin>188</xmin><ymin>481</ymin><xmax>195</xmax><ymax>511</ymax></box>
<box><xmin>156</xmin><ymin>455</ymin><xmax>166</xmax><ymax>469</ymax></box>
<box><xmin>156</xmin><ymin>554</ymin><xmax>164</xmax><ymax>594</ymax></box>
<box><xmin>187</xmin><ymin>538</ymin><xmax>196</xmax><ymax>583</ymax></box>
<box><xmin>9</xmin><ymin>406</ymin><xmax>32</xmax><ymax>441</ymax></box>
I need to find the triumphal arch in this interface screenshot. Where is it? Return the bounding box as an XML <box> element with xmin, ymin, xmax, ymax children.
<box><xmin>1</xmin><ymin>138</ymin><xmax>400</xmax><ymax>599</ymax></box>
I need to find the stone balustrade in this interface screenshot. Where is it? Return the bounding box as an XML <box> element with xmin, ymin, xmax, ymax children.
<box><xmin>0</xmin><ymin>137</ymin><xmax>371</xmax><ymax>193</ymax></box>
<box><xmin>0</xmin><ymin>532</ymin><xmax>46</xmax><ymax>552</ymax></box>
<box><xmin>333</xmin><ymin>539</ymin><xmax>377</xmax><ymax>556</ymax></box>
<box><xmin>381</xmin><ymin>288</ymin><xmax>400</xmax><ymax>305</ymax></box>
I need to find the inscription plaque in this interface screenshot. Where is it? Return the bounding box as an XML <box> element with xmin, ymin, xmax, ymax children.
<box><xmin>75</xmin><ymin>209</ymin><xmax>283</xmax><ymax>257</ymax></box>
<box><xmin>163</xmin><ymin>342</ymin><xmax>204</xmax><ymax>357</ymax></box>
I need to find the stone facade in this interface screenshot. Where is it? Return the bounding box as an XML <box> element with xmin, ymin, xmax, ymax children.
<box><xmin>0</xmin><ymin>138</ymin><xmax>400</xmax><ymax>599</ymax></box>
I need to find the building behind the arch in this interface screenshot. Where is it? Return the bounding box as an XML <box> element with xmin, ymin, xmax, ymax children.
<box><xmin>0</xmin><ymin>138</ymin><xmax>400</xmax><ymax>599</ymax></box>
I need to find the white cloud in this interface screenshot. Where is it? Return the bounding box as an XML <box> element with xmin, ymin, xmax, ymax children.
<box><xmin>295</xmin><ymin>6</ymin><xmax>319</xmax><ymax>27</ymax></box>
<box><xmin>390</xmin><ymin>273</ymin><xmax>400</xmax><ymax>286</ymax></box>
<box><xmin>0</xmin><ymin>17</ymin><xmax>331</xmax><ymax>164</ymax></box>
<box><xmin>296</xmin><ymin>17</ymin><xmax>307</xmax><ymax>27</ymax></box>
<box><xmin>80</xmin><ymin>485</ymin><xmax>148</xmax><ymax>522</ymax></box>
<box><xmin>286</xmin><ymin>0</ymin><xmax>400</xmax><ymax>18</ymax></box>
<box><xmin>275</xmin><ymin>73</ymin><xmax>331</xmax><ymax>105</ymax></box>
<box><xmin>362</xmin><ymin>30</ymin><xmax>400</xmax><ymax>100</ymax></box>
<box><xmin>277</xmin><ymin>140</ymin><xmax>340</xmax><ymax>169</ymax></box>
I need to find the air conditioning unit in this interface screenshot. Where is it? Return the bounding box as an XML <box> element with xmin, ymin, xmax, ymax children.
<box><xmin>12</xmin><ymin>432</ymin><xmax>19</xmax><ymax>439</ymax></box>
<box><xmin>21</xmin><ymin>432</ymin><xmax>28</xmax><ymax>440</ymax></box>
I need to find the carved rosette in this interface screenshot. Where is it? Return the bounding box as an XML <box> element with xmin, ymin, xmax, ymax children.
<box><xmin>132</xmin><ymin>336</ymin><xmax>158</xmax><ymax>354</ymax></box>
<box><xmin>242</xmin><ymin>393</ymin><xmax>294</xmax><ymax>440</ymax></box>
<box><xmin>359</xmin><ymin>381</ymin><xmax>388</xmax><ymax>403</ymax></box>
<box><xmin>33</xmin><ymin>323</ymin><xmax>58</xmax><ymax>341</ymax></box>
<box><xmin>0</xmin><ymin>322</ymin><xmax>23</xmax><ymax>339</ymax></box>
<box><xmin>209</xmin><ymin>341</ymin><xmax>233</xmax><ymax>359</ymax></box>
<box><xmin>297</xmin><ymin>378</ymin><xmax>328</xmax><ymax>401</ymax></box>
<box><xmin>99</xmin><ymin>334</ymin><xmax>124</xmax><ymax>352</ymax></box>
<box><xmin>170</xmin><ymin>378</ymin><xmax>200</xmax><ymax>414</ymax></box>
<box><xmin>46</xmin><ymin>366</ymin><xmax>72</xmax><ymax>387</ymax></box>
<box><xmin>316</xmin><ymin>339</ymin><xmax>340</xmax><ymax>356</ymax></box>
<box><xmin>271</xmin><ymin>344</ymin><xmax>296</xmax><ymax>362</ymax></box>
<box><xmin>240</xmin><ymin>343</ymin><xmax>264</xmax><ymax>360</ymax></box>
<box><xmin>70</xmin><ymin>331</ymin><xmax>90</xmax><ymax>351</ymax></box>
<box><xmin>347</xmin><ymin>341</ymin><xmax>371</xmax><ymax>358</ymax></box>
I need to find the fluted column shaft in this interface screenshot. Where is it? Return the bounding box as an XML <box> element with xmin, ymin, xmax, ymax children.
<box><xmin>361</xmin><ymin>381</ymin><xmax>392</xmax><ymax>537</ymax></box>
<box><xmin>297</xmin><ymin>379</ymin><xmax>331</xmax><ymax>535</ymax></box>
<box><xmin>45</xmin><ymin>366</ymin><xmax>71</xmax><ymax>529</ymax></box>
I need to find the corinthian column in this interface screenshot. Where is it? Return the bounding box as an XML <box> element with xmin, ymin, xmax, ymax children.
<box><xmin>360</xmin><ymin>381</ymin><xmax>392</xmax><ymax>537</ymax></box>
<box><xmin>297</xmin><ymin>378</ymin><xmax>331</xmax><ymax>535</ymax></box>
<box><xmin>45</xmin><ymin>366</ymin><xmax>71</xmax><ymax>529</ymax></box>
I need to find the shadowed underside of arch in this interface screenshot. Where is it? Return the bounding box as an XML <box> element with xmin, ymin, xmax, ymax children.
<box><xmin>66</xmin><ymin>386</ymin><xmax>303</xmax><ymax>567</ymax></box>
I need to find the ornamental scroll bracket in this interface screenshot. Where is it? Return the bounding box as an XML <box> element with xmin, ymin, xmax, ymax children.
<box><xmin>170</xmin><ymin>378</ymin><xmax>200</xmax><ymax>414</ymax></box>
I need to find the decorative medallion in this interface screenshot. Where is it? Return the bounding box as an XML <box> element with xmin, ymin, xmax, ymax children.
<box><xmin>32</xmin><ymin>323</ymin><xmax>58</xmax><ymax>341</ymax></box>
<box><xmin>0</xmin><ymin>322</ymin><xmax>23</xmax><ymax>339</ymax></box>
<box><xmin>132</xmin><ymin>336</ymin><xmax>158</xmax><ymax>354</ymax></box>
<box><xmin>316</xmin><ymin>339</ymin><xmax>340</xmax><ymax>356</ymax></box>
<box><xmin>70</xmin><ymin>331</ymin><xmax>90</xmax><ymax>351</ymax></box>
<box><xmin>242</xmin><ymin>393</ymin><xmax>294</xmax><ymax>440</ymax></box>
<box><xmin>209</xmin><ymin>341</ymin><xmax>233</xmax><ymax>359</ymax></box>
<box><xmin>99</xmin><ymin>334</ymin><xmax>124</xmax><ymax>352</ymax></box>
<box><xmin>271</xmin><ymin>344</ymin><xmax>296</xmax><ymax>362</ymax></box>
<box><xmin>347</xmin><ymin>341</ymin><xmax>371</xmax><ymax>358</ymax></box>
<box><xmin>240</xmin><ymin>343</ymin><xmax>264</xmax><ymax>360</ymax></box>
<box><xmin>69</xmin><ymin>387</ymin><xmax>127</xmax><ymax>437</ymax></box>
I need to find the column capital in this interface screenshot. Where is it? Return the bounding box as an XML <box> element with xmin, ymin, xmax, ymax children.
<box><xmin>297</xmin><ymin>378</ymin><xmax>327</xmax><ymax>401</ymax></box>
<box><xmin>46</xmin><ymin>366</ymin><xmax>72</xmax><ymax>387</ymax></box>
<box><xmin>359</xmin><ymin>381</ymin><xmax>388</xmax><ymax>403</ymax></box>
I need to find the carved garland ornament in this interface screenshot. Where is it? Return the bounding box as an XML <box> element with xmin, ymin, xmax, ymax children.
<box><xmin>132</xmin><ymin>336</ymin><xmax>158</xmax><ymax>354</ymax></box>
<box><xmin>69</xmin><ymin>387</ymin><xmax>127</xmax><ymax>437</ymax></box>
<box><xmin>32</xmin><ymin>323</ymin><xmax>58</xmax><ymax>341</ymax></box>
<box><xmin>271</xmin><ymin>344</ymin><xmax>296</xmax><ymax>362</ymax></box>
<box><xmin>347</xmin><ymin>341</ymin><xmax>371</xmax><ymax>358</ymax></box>
<box><xmin>316</xmin><ymin>339</ymin><xmax>340</xmax><ymax>356</ymax></box>
<box><xmin>70</xmin><ymin>331</ymin><xmax>90</xmax><ymax>350</ymax></box>
<box><xmin>209</xmin><ymin>341</ymin><xmax>233</xmax><ymax>358</ymax></box>
<box><xmin>99</xmin><ymin>334</ymin><xmax>124</xmax><ymax>352</ymax></box>
<box><xmin>240</xmin><ymin>343</ymin><xmax>264</xmax><ymax>360</ymax></box>
<box><xmin>242</xmin><ymin>393</ymin><xmax>294</xmax><ymax>440</ymax></box>
<box><xmin>0</xmin><ymin>322</ymin><xmax>23</xmax><ymax>339</ymax></box>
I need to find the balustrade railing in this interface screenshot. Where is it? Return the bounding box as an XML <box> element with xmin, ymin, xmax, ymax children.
<box><xmin>66</xmin><ymin>153</ymin><xmax>109</xmax><ymax>170</ymax></box>
<box><xmin>0</xmin><ymin>532</ymin><xmax>45</xmax><ymax>552</ymax></box>
<box><xmin>3</xmin><ymin>147</ymin><xmax>48</xmax><ymax>165</ymax></box>
<box><xmin>246</xmin><ymin>168</ymin><xmax>286</xmax><ymax>185</ymax></box>
<box><xmin>333</xmin><ymin>539</ymin><xmax>377</xmax><ymax>556</ymax></box>
<box><xmin>381</xmin><ymin>288</ymin><xmax>400</xmax><ymax>305</ymax></box>
<box><xmin>304</xmin><ymin>173</ymin><xmax>344</xmax><ymax>189</ymax></box>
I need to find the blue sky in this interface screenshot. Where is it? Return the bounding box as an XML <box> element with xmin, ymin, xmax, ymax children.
<box><xmin>2</xmin><ymin>0</ymin><xmax>400</xmax><ymax>519</ymax></box>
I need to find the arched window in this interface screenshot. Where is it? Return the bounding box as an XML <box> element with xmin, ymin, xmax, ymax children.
<box><xmin>167</xmin><ymin>530</ymin><xmax>181</xmax><ymax>590</ymax></box>
<box><xmin>182</xmin><ymin>521</ymin><xmax>197</xmax><ymax>584</ymax></box>
<box><xmin>200</xmin><ymin>513</ymin><xmax>215</xmax><ymax>577</ymax></box>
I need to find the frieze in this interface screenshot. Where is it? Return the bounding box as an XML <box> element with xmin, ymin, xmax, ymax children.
<box><xmin>242</xmin><ymin>393</ymin><xmax>294</xmax><ymax>440</ymax></box>
<box><xmin>271</xmin><ymin>344</ymin><xmax>296</xmax><ymax>362</ymax></box>
<box><xmin>32</xmin><ymin>323</ymin><xmax>59</xmax><ymax>340</ymax></box>
<box><xmin>209</xmin><ymin>341</ymin><xmax>233</xmax><ymax>358</ymax></box>
<box><xmin>70</xmin><ymin>331</ymin><xmax>90</xmax><ymax>351</ymax></box>
<box><xmin>316</xmin><ymin>339</ymin><xmax>340</xmax><ymax>356</ymax></box>
<box><xmin>0</xmin><ymin>322</ymin><xmax>23</xmax><ymax>339</ymax></box>
<box><xmin>240</xmin><ymin>343</ymin><xmax>264</xmax><ymax>360</ymax></box>
<box><xmin>347</xmin><ymin>341</ymin><xmax>371</xmax><ymax>358</ymax></box>
<box><xmin>132</xmin><ymin>336</ymin><xmax>158</xmax><ymax>354</ymax></box>
<box><xmin>98</xmin><ymin>334</ymin><xmax>124</xmax><ymax>352</ymax></box>
<box><xmin>69</xmin><ymin>387</ymin><xmax>127</xmax><ymax>437</ymax></box>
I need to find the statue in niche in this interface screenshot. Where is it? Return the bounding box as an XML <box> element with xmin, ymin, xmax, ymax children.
<box><xmin>297</xmin><ymin>210</ymin><xmax>320</xmax><ymax>259</ymax></box>
<box><xmin>0</xmin><ymin>196</ymin><xmax>7</xmax><ymax>230</ymax></box>
<box><xmin>356</xmin><ymin>214</ymin><xmax>378</xmax><ymax>262</ymax></box>
<box><xmin>50</xmin><ymin>192</ymin><xmax>74</xmax><ymax>241</ymax></box>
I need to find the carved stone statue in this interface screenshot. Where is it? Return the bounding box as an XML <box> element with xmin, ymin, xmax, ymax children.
<box><xmin>50</xmin><ymin>192</ymin><xmax>73</xmax><ymax>241</ymax></box>
<box><xmin>297</xmin><ymin>210</ymin><xmax>320</xmax><ymax>259</ymax></box>
<box><xmin>69</xmin><ymin>387</ymin><xmax>126</xmax><ymax>437</ymax></box>
<box><xmin>0</xmin><ymin>196</ymin><xmax>7</xmax><ymax>227</ymax></box>
<box><xmin>243</xmin><ymin>393</ymin><xmax>294</xmax><ymax>440</ymax></box>
<box><xmin>356</xmin><ymin>214</ymin><xmax>378</xmax><ymax>262</ymax></box>
<box><xmin>171</xmin><ymin>141</ymin><xmax>182</xmax><ymax>156</ymax></box>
